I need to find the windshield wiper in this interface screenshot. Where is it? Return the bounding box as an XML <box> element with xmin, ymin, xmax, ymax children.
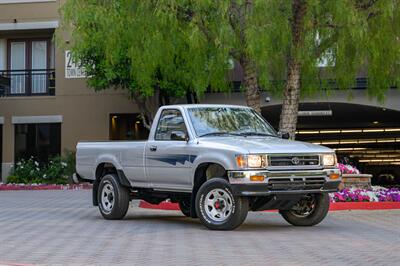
<box><xmin>240</xmin><ymin>132</ymin><xmax>278</xmax><ymax>137</ymax></box>
<box><xmin>198</xmin><ymin>132</ymin><xmax>243</xmax><ymax>137</ymax></box>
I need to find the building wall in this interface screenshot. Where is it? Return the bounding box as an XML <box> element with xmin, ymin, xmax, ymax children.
<box><xmin>0</xmin><ymin>0</ymin><xmax>140</xmax><ymax>181</ymax></box>
<box><xmin>0</xmin><ymin>1</ymin><xmax>59</xmax><ymax>24</ymax></box>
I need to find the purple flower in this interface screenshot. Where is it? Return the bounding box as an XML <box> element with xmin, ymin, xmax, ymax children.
<box><xmin>330</xmin><ymin>187</ymin><xmax>400</xmax><ymax>202</ymax></box>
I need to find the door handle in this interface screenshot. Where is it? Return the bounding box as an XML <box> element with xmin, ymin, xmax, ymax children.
<box><xmin>149</xmin><ymin>145</ymin><xmax>157</xmax><ymax>151</ymax></box>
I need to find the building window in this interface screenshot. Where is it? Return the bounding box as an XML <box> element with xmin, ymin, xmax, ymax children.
<box><xmin>14</xmin><ymin>123</ymin><xmax>61</xmax><ymax>163</ymax></box>
<box><xmin>109</xmin><ymin>114</ymin><xmax>149</xmax><ymax>140</ymax></box>
<box><xmin>0</xmin><ymin>37</ymin><xmax>55</xmax><ymax>96</ymax></box>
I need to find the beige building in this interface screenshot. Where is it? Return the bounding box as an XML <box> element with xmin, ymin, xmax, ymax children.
<box><xmin>0</xmin><ymin>0</ymin><xmax>144</xmax><ymax>181</ymax></box>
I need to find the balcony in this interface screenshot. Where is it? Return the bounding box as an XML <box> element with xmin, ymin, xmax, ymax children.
<box><xmin>0</xmin><ymin>69</ymin><xmax>55</xmax><ymax>96</ymax></box>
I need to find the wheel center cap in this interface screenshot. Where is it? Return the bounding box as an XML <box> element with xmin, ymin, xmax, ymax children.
<box><xmin>108</xmin><ymin>194</ymin><xmax>113</xmax><ymax>201</ymax></box>
<box><xmin>214</xmin><ymin>199</ymin><xmax>225</xmax><ymax>211</ymax></box>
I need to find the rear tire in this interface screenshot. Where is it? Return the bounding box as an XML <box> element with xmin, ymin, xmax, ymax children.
<box><xmin>279</xmin><ymin>193</ymin><xmax>330</xmax><ymax>226</ymax></box>
<box><xmin>195</xmin><ymin>178</ymin><xmax>248</xmax><ymax>230</ymax></box>
<box><xmin>98</xmin><ymin>174</ymin><xmax>130</xmax><ymax>220</ymax></box>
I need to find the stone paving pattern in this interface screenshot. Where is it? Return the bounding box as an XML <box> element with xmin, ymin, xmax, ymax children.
<box><xmin>0</xmin><ymin>190</ymin><xmax>399</xmax><ymax>266</ymax></box>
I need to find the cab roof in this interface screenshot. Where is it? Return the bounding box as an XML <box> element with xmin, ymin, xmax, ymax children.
<box><xmin>162</xmin><ymin>104</ymin><xmax>251</xmax><ymax>110</ymax></box>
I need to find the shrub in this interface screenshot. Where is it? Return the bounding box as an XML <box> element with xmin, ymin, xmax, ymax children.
<box><xmin>8</xmin><ymin>158</ymin><xmax>45</xmax><ymax>184</ymax></box>
<box><xmin>7</xmin><ymin>150</ymin><xmax>76</xmax><ymax>184</ymax></box>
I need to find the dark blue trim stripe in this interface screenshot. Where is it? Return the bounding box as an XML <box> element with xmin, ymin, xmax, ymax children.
<box><xmin>147</xmin><ymin>154</ymin><xmax>197</xmax><ymax>166</ymax></box>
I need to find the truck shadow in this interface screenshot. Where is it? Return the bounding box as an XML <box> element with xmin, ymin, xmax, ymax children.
<box><xmin>106</xmin><ymin>212</ymin><xmax>335</xmax><ymax>232</ymax></box>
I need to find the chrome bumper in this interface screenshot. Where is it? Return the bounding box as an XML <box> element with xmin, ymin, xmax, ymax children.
<box><xmin>228</xmin><ymin>168</ymin><xmax>341</xmax><ymax>196</ymax></box>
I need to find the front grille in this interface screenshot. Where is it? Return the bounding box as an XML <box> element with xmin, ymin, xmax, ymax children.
<box><xmin>269</xmin><ymin>155</ymin><xmax>320</xmax><ymax>167</ymax></box>
<box><xmin>267</xmin><ymin>177</ymin><xmax>325</xmax><ymax>191</ymax></box>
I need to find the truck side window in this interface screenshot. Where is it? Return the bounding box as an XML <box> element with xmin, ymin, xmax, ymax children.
<box><xmin>155</xmin><ymin>109</ymin><xmax>188</xmax><ymax>141</ymax></box>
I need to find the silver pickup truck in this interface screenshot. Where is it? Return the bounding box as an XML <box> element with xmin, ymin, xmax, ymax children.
<box><xmin>76</xmin><ymin>104</ymin><xmax>341</xmax><ymax>230</ymax></box>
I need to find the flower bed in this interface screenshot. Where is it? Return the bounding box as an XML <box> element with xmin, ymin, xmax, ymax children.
<box><xmin>330</xmin><ymin>186</ymin><xmax>400</xmax><ymax>202</ymax></box>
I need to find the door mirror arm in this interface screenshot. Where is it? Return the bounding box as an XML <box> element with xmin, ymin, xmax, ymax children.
<box><xmin>170</xmin><ymin>130</ymin><xmax>189</xmax><ymax>141</ymax></box>
<box><xmin>278</xmin><ymin>131</ymin><xmax>290</xmax><ymax>139</ymax></box>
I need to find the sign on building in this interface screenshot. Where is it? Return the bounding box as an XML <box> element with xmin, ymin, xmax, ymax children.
<box><xmin>65</xmin><ymin>50</ymin><xmax>86</xmax><ymax>79</ymax></box>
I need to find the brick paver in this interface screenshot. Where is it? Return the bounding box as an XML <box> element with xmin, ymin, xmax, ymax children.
<box><xmin>0</xmin><ymin>190</ymin><xmax>399</xmax><ymax>265</ymax></box>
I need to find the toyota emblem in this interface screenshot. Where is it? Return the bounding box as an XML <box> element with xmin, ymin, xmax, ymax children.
<box><xmin>291</xmin><ymin>157</ymin><xmax>300</xmax><ymax>165</ymax></box>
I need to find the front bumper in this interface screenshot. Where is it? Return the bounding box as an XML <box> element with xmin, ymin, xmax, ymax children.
<box><xmin>228</xmin><ymin>168</ymin><xmax>341</xmax><ymax>196</ymax></box>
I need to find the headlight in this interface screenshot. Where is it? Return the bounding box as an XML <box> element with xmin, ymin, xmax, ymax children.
<box><xmin>322</xmin><ymin>154</ymin><xmax>336</xmax><ymax>166</ymax></box>
<box><xmin>236</xmin><ymin>154</ymin><xmax>267</xmax><ymax>168</ymax></box>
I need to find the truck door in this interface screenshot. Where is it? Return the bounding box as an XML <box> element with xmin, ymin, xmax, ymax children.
<box><xmin>145</xmin><ymin>109</ymin><xmax>194</xmax><ymax>191</ymax></box>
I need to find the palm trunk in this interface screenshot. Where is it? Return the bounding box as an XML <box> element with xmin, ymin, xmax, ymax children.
<box><xmin>279</xmin><ymin>59</ymin><xmax>301</xmax><ymax>139</ymax></box>
<box><xmin>242</xmin><ymin>57</ymin><xmax>261</xmax><ymax>113</ymax></box>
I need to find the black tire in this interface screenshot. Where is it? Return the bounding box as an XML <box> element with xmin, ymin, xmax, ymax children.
<box><xmin>195</xmin><ymin>178</ymin><xmax>248</xmax><ymax>230</ymax></box>
<box><xmin>179</xmin><ymin>198</ymin><xmax>191</xmax><ymax>217</ymax></box>
<box><xmin>279</xmin><ymin>193</ymin><xmax>330</xmax><ymax>226</ymax></box>
<box><xmin>97</xmin><ymin>174</ymin><xmax>130</xmax><ymax>220</ymax></box>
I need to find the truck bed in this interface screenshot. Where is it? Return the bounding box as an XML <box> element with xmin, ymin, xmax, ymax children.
<box><xmin>76</xmin><ymin>141</ymin><xmax>147</xmax><ymax>181</ymax></box>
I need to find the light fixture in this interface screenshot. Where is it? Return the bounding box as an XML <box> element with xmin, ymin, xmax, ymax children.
<box><xmin>112</xmin><ymin>115</ymin><xmax>118</xmax><ymax>119</ymax></box>
<box><xmin>320</xmin><ymin>130</ymin><xmax>341</xmax><ymax>134</ymax></box>
<box><xmin>373</xmin><ymin>121</ymin><xmax>379</xmax><ymax>124</ymax></box>
<box><xmin>311</xmin><ymin>138</ymin><xmax>400</xmax><ymax>145</ymax></box>
<box><xmin>298</xmin><ymin>110</ymin><xmax>333</xmax><ymax>116</ymax></box>
<box><xmin>359</xmin><ymin>158</ymin><xmax>400</xmax><ymax>163</ymax></box>
<box><xmin>136</xmin><ymin>121</ymin><xmax>140</xmax><ymax>124</ymax></box>
<box><xmin>363</xmin><ymin>129</ymin><xmax>384</xmax><ymax>132</ymax></box>
<box><xmin>298</xmin><ymin>130</ymin><xmax>320</xmax><ymax>134</ymax></box>
<box><xmin>377</xmin><ymin>139</ymin><xmax>395</xmax><ymax>143</ymax></box>
<box><xmin>334</xmin><ymin>148</ymin><xmax>367</xmax><ymax>151</ymax></box>
<box><xmin>296</xmin><ymin>127</ymin><xmax>400</xmax><ymax>134</ymax></box>
<box><xmin>342</xmin><ymin>129</ymin><xmax>363</xmax><ymax>133</ymax></box>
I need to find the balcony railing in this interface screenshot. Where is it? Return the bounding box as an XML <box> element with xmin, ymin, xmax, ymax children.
<box><xmin>0</xmin><ymin>69</ymin><xmax>55</xmax><ymax>96</ymax></box>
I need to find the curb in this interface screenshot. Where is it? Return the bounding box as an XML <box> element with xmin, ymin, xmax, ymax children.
<box><xmin>139</xmin><ymin>201</ymin><xmax>400</xmax><ymax>211</ymax></box>
<box><xmin>329</xmin><ymin>202</ymin><xmax>400</xmax><ymax>211</ymax></box>
<box><xmin>0</xmin><ymin>184</ymin><xmax>92</xmax><ymax>191</ymax></box>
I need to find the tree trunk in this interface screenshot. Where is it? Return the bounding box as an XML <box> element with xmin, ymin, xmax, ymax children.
<box><xmin>242</xmin><ymin>57</ymin><xmax>261</xmax><ymax>113</ymax></box>
<box><xmin>278</xmin><ymin>0</ymin><xmax>307</xmax><ymax>139</ymax></box>
<box><xmin>279</xmin><ymin>59</ymin><xmax>301</xmax><ymax>139</ymax></box>
<box><xmin>132</xmin><ymin>89</ymin><xmax>161</xmax><ymax>130</ymax></box>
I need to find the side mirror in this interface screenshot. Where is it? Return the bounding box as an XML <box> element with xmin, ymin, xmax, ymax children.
<box><xmin>170</xmin><ymin>130</ymin><xmax>189</xmax><ymax>141</ymax></box>
<box><xmin>278</xmin><ymin>131</ymin><xmax>290</xmax><ymax>139</ymax></box>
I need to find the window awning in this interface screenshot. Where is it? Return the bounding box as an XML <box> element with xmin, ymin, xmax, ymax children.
<box><xmin>12</xmin><ymin>115</ymin><xmax>62</xmax><ymax>124</ymax></box>
<box><xmin>0</xmin><ymin>21</ymin><xmax>59</xmax><ymax>31</ymax></box>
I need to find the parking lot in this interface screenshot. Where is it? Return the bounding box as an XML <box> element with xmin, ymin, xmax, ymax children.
<box><xmin>0</xmin><ymin>190</ymin><xmax>399</xmax><ymax>265</ymax></box>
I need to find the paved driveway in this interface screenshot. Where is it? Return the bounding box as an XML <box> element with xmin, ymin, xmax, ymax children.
<box><xmin>0</xmin><ymin>190</ymin><xmax>399</xmax><ymax>266</ymax></box>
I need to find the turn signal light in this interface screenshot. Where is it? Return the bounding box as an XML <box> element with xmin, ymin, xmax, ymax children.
<box><xmin>250</xmin><ymin>175</ymin><xmax>265</xmax><ymax>182</ymax></box>
<box><xmin>236</xmin><ymin>155</ymin><xmax>247</xmax><ymax>168</ymax></box>
<box><xmin>329</xmin><ymin>173</ymin><xmax>340</xmax><ymax>180</ymax></box>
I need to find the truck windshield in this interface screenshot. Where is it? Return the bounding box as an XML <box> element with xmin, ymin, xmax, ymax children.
<box><xmin>187</xmin><ymin>107</ymin><xmax>277</xmax><ymax>137</ymax></box>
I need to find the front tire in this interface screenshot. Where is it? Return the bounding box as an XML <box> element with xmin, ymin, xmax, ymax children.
<box><xmin>195</xmin><ymin>178</ymin><xmax>248</xmax><ymax>230</ymax></box>
<box><xmin>98</xmin><ymin>174</ymin><xmax>130</xmax><ymax>220</ymax></box>
<box><xmin>279</xmin><ymin>193</ymin><xmax>330</xmax><ymax>226</ymax></box>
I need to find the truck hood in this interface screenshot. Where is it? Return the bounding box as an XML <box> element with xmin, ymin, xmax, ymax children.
<box><xmin>198</xmin><ymin>136</ymin><xmax>333</xmax><ymax>154</ymax></box>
